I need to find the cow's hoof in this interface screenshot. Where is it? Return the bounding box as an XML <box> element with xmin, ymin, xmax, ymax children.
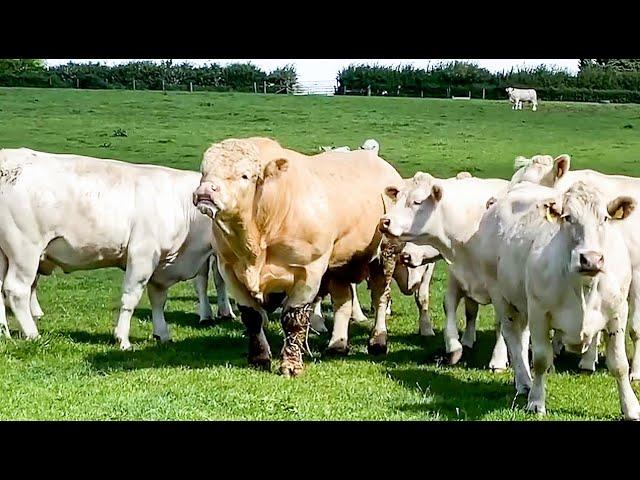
<box><xmin>152</xmin><ymin>334</ymin><xmax>172</xmax><ymax>344</ymax></box>
<box><xmin>280</xmin><ymin>361</ymin><xmax>303</xmax><ymax>378</ymax></box>
<box><xmin>118</xmin><ymin>341</ymin><xmax>132</xmax><ymax>351</ymax></box>
<box><xmin>368</xmin><ymin>332</ymin><xmax>388</xmax><ymax>356</ymax></box>
<box><xmin>248</xmin><ymin>355</ymin><xmax>272</xmax><ymax>372</ymax></box>
<box><xmin>526</xmin><ymin>400</ymin><xmax>546</xmax><ymax>416</ymax></box>
<box><xmin>446</xmin><ymin>348</ymin><xmax>464</xmax><ymax>366</ymax></box>
<box><xmin>324</xmin><ymin>344</ymin><xmax>350</xmax><ymax>357</ymax></box>
<box><xmin>216</xmin><ymin>314</ymin><xmax>235</xmax><ymax>323</ymax></box>
<box><xmin>199</xmin><ymin>317</ymin><xmax>216</xmax><ymax>327</ymax></box>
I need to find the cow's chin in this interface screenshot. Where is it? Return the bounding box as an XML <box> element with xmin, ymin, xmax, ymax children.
<box><xmin>196</xmin><ymin>201</ymin><xmax>219</xmax><ymax>219</ymax></box>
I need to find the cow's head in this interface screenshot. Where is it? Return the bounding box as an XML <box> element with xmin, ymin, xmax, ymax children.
<box><xmin>193</xmin><ymin>137</ymin><xmax>285</xmax><ymax>219</ymax></box>
<box><xmin>379</xmin><ymin>172</ymin><xmax>442</xmax><ymax>242</ymax></box>
<box><xmin>505</xmin><ymin>87</ymin><xmax>514</xmax><ymax>94</ymax></box>
<box><xmin>511</xmin><ymin>154</ymin><xmax>570</xmax><ymax>187</ymax></box>
<box><xmin>398</xmin><ymin>242</ymin><xmax>438</xmax><ymax>268</ymax></box>
<box><xmin>360</xmin><ymin>138</ymin><xmax>380</xmax><ymax>153</ymax></box>
<box><xmin>541</xmin><ymin>181</ymin><xmax>635</xmax><ymax>276</ymax></box>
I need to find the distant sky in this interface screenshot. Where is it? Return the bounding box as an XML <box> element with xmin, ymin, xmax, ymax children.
<box><xmin>45</xmin><ymin>59</ymin><xmax>580</xmax><ymax>83</ymax></box>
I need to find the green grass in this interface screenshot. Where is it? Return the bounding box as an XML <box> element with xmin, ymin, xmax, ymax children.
<box><xmin>1</xmin><ymin>87</ymin><xmax>639</xmax><ymax>420</ymax></box>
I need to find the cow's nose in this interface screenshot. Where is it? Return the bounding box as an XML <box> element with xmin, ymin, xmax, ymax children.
<box><xmin>379</xmin><ymin>218</ymin><xmax>391</xmax><ymax>233</ymax></box>
<box><xmin>579</xmin><ymin>251</ymin><xmax>604</xmax><ymax>274</ymax></box>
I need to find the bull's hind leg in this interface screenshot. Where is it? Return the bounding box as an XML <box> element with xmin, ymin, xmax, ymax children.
<box><xmin>310</xmin><ymin>296</ymin><xmax>328</xmax><ymax>333</ymax></box>
<box><xmin>368</xmin><ymin>240</ymin><xmax>400</xmax><ymax>355</ymax></box>
<box><xmin>0</xmin><ymin>252</ymin><xmax>9</xmax><ymax>337</ymax></box>
<box><xmin>114</xmin><ymin>250</ymin><xmax>160</xmax><ymax>350</ymax></box>
<box><xmin>30</xmin><ymin>274</ymin><xmax>44</xmax><ymax>321</ymax></box>
<box><xmin>326</xmin><ymin>281</ymin><xmax>353</xmax><ymax>355</ymax></box>
<box><xmin>147</xmin><ymin>282</ymin><xmax>171</xmax><ymax>343</ymax></box>
<box><xmin>350</xmin><ymin>283</ymin><xmax>368</xmax><ymax>323</ymax></box>
<box><xmin>240</xmin><ymin>306</ymin><xmax>272</xmax><ymax>371</ymax></box>
<box><xmin>3</xmin><ymin>245</ymin><xmax>41</xmax><ymax>340</ymax></box>
<box><xmin>211</xmin><ymin>255</ymin><xmax>235</xmax><ymax>321</ymax></box>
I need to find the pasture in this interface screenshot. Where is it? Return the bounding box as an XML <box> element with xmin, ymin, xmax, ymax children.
<box><xmin>1</xmin><ymin>87</ymin><xmax>640</xmax><ymax>420</ymax></box>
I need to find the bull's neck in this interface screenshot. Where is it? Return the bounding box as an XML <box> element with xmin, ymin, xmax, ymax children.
<box><xmin>214</xmin><ymin>210</ymin><xmax>262</xmax><ymax>262</ymax></box>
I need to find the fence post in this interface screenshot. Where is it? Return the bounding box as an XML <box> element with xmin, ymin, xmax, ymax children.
<box><xmin>190</xmin><ymin>82</ymin><xmax>193</xmax><ymax>93</ymax></box>
<box><xmin>49</xmin><ymin>77</ymin><xmax>52</xmax><ymax>87</ymax></box>
<box><xmin>133</xmin><ymin>79</ymin><xmax>136</xmax><ymax>91</ymax></box>
<box><xmin>263</xmin><ymin>81</ymin><xmax>267</xmax><ymax>94</ymax></box>
<box><xmin>367</xmin><ymin>85</ymin><xmax>371</xmax><ymax>96</ymax></box>
<box><xmin>421</xmin><ymin>90</ymin><xmax>424</xmax><ymax>98</ymax></box>
<box><xmin>482</xmin><ymin>88</ymin><xmax>485</xmax><ymax>100</ymax></box>
<box><xmin>397</xmin><ymin>85</ymin><xmax>401</xmax><ymax>96</ymax></box>
<box><xmin>162</xmin><ymin>79</ymin><xmax>165</xmax><ymax>92</ymax></box>
<box><xmin>76</xmin><ymin>78</ymin><xmax>79</xmax><ymax>89</ymax></box>
<box><xmin>468</xmin><ymin>90</ymin><xmax>471</xmax><ymax>99</ymax></box>
<box><xmin>253</xmin><ymin>82</ymin><xmax>257</xmax><ymax>93</ymax></box>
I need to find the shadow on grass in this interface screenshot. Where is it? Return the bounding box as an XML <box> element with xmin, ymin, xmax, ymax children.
<box><xmin>387</xmin><ymin>367</ymin><xmax>514</xmax><ymax>420</ymax></box>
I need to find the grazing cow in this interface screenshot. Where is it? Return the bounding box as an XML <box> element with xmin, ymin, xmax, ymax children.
<box><xmin>0</xmin><ymin>148</ymin><xmax>234</xmax><ymax>348</ymax></box>
<box><xmin>512</xmin><ymin>154</ymin><xmax>640</xmax><ymax>380</ymax></box>
<box><xmin>379</xmin><ymin>171</ymin><xmax>509</xmax><ymax>368</ymax></box>
<box><xmin>487</xmin><ymin>181</ymin><xmax>638</xmax><ymax>419</ymax></box>
<box><xmin>193</xmin><ymin>137</ymin><xmax>403</xmax><ymax>376</ymax></box>
<box><xmin>506</xmin><ymin>87</ymin><xmax>538</xmax><ymax>111</ymax></box>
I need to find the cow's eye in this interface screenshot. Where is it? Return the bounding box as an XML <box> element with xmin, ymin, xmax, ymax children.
<box><xmin>604</xmin><ymin>216</ymin><xmax>610</xmax><ymax>223</ymax></box>
<box><xmin>413</xmin><ymin>199</ymin><xmax>423</xmax><ymax>206</ymax></box>
<box><xmin>241</xmin><ymin>174</ymin><xmax>249</xmax><ymax>180</ymax></box>
<box><xmin>563</xmin><ymin>215</ymin><xmax>572</xmax><ymax>223</ymax></box>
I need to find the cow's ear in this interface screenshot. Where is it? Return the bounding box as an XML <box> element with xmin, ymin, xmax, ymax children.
<box><xmin>542</xmin><ymin>200</ymin><xmax>562</xmax><ymax>223</ymax></box>
<box><xmin>553</xmin><ymin>154</ymin><xmax>570</xmax><ymax>180</ymax></box>
<box><xmin>263</xmin><ymin>158</ymin><xmax>288</xmax><ymax>180</ymax></box>
<box><xmin>608</xmin><ymin>196</ymin><xmax>636</xmax><ymax>220</ymax></box>
<box><xmin>384</xmin><ymin>186</ymin><xmax>400</xmax><ymax>201</ymax></box>
<box><xmin>430</xmin><ymin>184</ymin><xmax>443</xmax><ymax>203</ymax></box>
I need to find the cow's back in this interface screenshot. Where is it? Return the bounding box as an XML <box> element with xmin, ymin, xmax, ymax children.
<box><xmin>0</xmin><ymin>148</ymin><xmax>204</xmax><ymax>271</ymax></box>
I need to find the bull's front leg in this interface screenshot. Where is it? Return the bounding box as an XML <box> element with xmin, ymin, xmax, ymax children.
<box><xmin>443</xmin><ymin>272</ymin><xmax>464</xmax><ymax>363</ymax></box>
<box><xmin>605</xmin><ymin>302</ymin><xmax>640</xmax><ymax>420</ymax></box>
<box><xmin>30</xmin><ymin>274</ymin><xmax>44</xmax><ymax>321</ymax></box>
<box><xmin>368</xmin><ymin>240</ymin><xmax>400</xmax><ymax>355</ymax></box>
<box><xmin>281</xmin><ymin>301</ymin><xmax>313</xmax><ymax>377</ymax></box>
<box><xmin>350</xmin><ymin>283</ymin><xmax>369</xmax><ymax>323</ymax></box>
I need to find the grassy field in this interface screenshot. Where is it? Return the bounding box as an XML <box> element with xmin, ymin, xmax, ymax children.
<box><xmin>1</xmin><ymin>87</ymin><xmax>640</xmax><ymax>420</ymax></box>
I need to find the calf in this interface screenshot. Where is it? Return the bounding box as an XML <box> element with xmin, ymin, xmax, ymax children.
<box><xmin>506</xmin><ymin>87</ymin><xmax>538</xmax><ymax>111</ymax></box>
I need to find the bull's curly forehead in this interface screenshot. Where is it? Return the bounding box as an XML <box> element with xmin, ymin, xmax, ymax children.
<box><xmin>200</xmin><ymin>137</ymin><xmax>282</xmax><ymax>178</ymax></box>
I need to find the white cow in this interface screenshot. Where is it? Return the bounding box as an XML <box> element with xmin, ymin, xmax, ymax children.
<box><xmin>379</xmin><ymin>171</ymin><xmax>510</xmax><ymax>368</ymax></box>
<box><xmin>506</xmin><ymin>87</ymin><xmax>538</xmax><ymax>111</ymax></box>
<box><xmin>486</xmin><ymin>180</ymin><xmax>638</xmax><ymax>419</ymax></box>
<box><xmin>511</xmin><ymin>154</ymin><xmax>640</xmax><ymax>380</ymax></box>
<box><xmin>0</xmin><ymin>148</ymin><xmax>234</xmax><ymax>348</ymax></box>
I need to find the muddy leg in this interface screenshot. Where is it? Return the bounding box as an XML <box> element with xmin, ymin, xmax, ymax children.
<box><xmin>280</xmin><ymin>304</ymin><xmax>312</xmax><ymax>377</ymax></box>
<box><xmin>367</xmin><ymin>240</ymin><xmax>399</xmax><ymax>355</ymax></box>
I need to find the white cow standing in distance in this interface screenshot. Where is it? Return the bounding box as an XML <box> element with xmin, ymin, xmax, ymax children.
<box><xmin>0</xmin><ymin>148</ymin><xmax>235</xmax><ymax>348</ymax></box>
<box><xmin>506</xmin><ymin>87</ymin><xmax>538</xmax><ymax>111</ymax></box>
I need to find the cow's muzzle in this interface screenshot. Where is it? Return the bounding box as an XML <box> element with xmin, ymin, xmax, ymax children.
<box><xmin>578</xmin><ymin>251</ymin><xmax>604</xmax><ymax>276</ymax></box>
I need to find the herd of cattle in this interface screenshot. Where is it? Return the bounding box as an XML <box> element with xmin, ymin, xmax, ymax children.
<box><xmin>0</xmin><ymin>130</ymin><xmax>639</xmax><ymax>420</ymax></box>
